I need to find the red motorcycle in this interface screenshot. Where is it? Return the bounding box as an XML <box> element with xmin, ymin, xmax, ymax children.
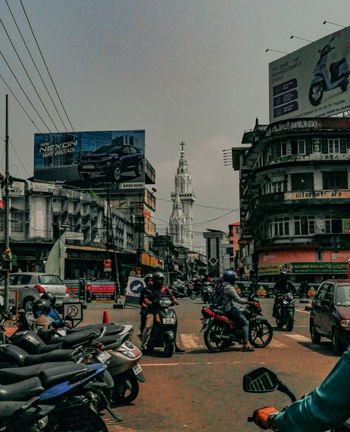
<box><xmin>201</xmin><ymin>295</ymin><xmax>273</xmax><ymax>352</ymax></box>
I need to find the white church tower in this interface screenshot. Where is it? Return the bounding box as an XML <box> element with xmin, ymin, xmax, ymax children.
<box><xmin>169</xmin><ymin>142</ymin><xmax>195</xmax><ymax>250</ymax></box>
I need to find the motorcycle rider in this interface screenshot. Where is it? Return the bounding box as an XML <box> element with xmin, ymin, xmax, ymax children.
<box><xmin>139</xmin><ymin>274</ymin><xmax>154</xmax><ymax>337</ymax></box>
<box><xmin>218</xmin><ymin>269</ymin><xmax>255</xmax><ymax>352</ymax></box>
<box><xmin>272</xmin><ymin>267</ymin><xmax>298</xmax><ymax>318</ymax></box>
<box><xmin>252</xmin><ymin>344</ymin><xmax>350</xmax><ymax>431</ymax></box>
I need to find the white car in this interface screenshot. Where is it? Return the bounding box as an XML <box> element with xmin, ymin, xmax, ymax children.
<box><xmin>0</xmin><ymin>272</ymin><xmax>69</xmax><ymax>311</ymax></box>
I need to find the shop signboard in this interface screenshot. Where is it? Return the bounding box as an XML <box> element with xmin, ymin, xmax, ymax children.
<box><xmin>34</xmin><ymin>130</ymin><xmax>145</xmax><ymax>194</ymax></box>
<box><xmin>86</xmin><ymin>280</ymin><xmax>116</xmax><ymax>302</ymax></box>
<box><xmin>269</xmin><ymin>27</ymin><xmax>350</xmax><ymax>122</ymax></box>
<box><xmin>103</xmin><ymin>259</ymin><xmax>112</xmax><ymax>272</ymax></box>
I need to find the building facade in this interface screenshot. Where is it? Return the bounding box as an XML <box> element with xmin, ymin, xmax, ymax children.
<box><xmin>232</xmin><ymin>117</ymin><xmax>350</xmax><ymax>283</ymax></box>
<box><xmin>169</xmin><ymin>143</ymin><xmax>195</xmax><ymax>250</ymax></box>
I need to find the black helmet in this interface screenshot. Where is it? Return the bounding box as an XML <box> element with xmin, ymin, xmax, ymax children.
<box><xmin>222</xmin><ymin>269</ymin><xmax>237</xmax><ymax>284</ymax></box>
<box><xmin>32</xmin><ymin>299</ymin><xmax>51</xmax><ymax>317</ymax></box>
<box><xmin>152</xmin><ymin>272</ymin><xmax>164</xmax><ymax>287</ymax></box>
<box><xmin>41</xmin><ymin>292</ymin><xmax>56</xmax><ymax>307</ymax></box>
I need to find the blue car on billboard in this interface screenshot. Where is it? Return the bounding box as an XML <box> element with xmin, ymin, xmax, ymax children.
<box><xmin>77</xmin><ymin>144</ymin><xmax>144</xmax><ymax>182</ymax></box>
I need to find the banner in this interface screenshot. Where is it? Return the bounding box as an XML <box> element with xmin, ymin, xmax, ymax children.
<box><xmin>86</xmin><ymin>280</ymin><xmax>116</xmax><ymax>302</ymax></box>
<box><xmin>125</xmin><ymin>277</ymin><xmax>145</xmax><ymax>306</ymax></box>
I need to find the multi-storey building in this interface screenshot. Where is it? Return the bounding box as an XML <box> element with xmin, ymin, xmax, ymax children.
<box><xmin>232</xmin><ymin>117</ymin><xmax>350</xmax><ymax>284</ymax></box>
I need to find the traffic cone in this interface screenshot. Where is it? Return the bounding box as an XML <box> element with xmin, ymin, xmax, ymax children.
<box><xmin>102</xmin><ymin>309</ymin><xmax>109</xmax><ymax>324</ymax></box>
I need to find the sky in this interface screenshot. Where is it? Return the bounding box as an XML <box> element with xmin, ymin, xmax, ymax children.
<box><xmin>0</xmin><ymin>0</ymin><xmax>348</xmax><ymax>249</ymax></box>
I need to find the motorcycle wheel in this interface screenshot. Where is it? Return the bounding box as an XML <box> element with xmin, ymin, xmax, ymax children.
<box><xmin>112</xmin><ymin>370</ymin><xmax>139</xmax><ymax>405</ymax></box>
<box><xmin>285</xmin><ymin>311</ymin><xmax>294</xmax><ymax>332</ymax></box>
<box><xmin>48</xmin><ymin>406</ymin><xmax>108</xmax><ymax>432</ymax></box>
<box><xmin>204</xmin><ymin>320</ymin><xmax>227</xmax><ymax>352</ymax></box>
<box><xmin>163</xmin><ymin>339</ymin><xmax>175</xmax><ymax>357</ymax></box>
<box><xmin>249</xmin><ymin>320</ymin><xmax>273</xmax><ymax>348</ymax></box>
<box><xmin>309</xmin><ymin>82</ymin><xmax>323</xmax><ymax>106</ymax></box>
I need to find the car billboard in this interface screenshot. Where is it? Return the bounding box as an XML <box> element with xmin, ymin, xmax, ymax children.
<box><xmin>34</xmin><ymin>130</ymin><xmax>145</xmax><ymax>193</ymax></box>
<box><xmin>269</xmin><ymin>27</ymin><xmax>350</xmax><ymax>122</ymax></box>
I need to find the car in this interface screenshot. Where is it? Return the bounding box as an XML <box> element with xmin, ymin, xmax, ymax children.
<box><xmin>77</xmin><ymin>144</ymin><xmax>144</xmax><ymax>182</ymax></box>
<box><xmin>0</xmin><ymin>272</ymin><xmax>69</xmax><ymax>312</ymax></box>
<box><xmin>309</xmin><ymin>279</ymin><xmax>350</xmax><ymax>354</ymax></box>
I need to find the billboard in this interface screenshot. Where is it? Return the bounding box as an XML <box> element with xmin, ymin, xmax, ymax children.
<box><xmin>269</xmin><ymin>27</ymin><xmax>350</xmax><ymax>122</ymax></box>
<box><xmin>34</xmin><ymin>130</ymin><xmax>145</xmax><ymax>193</ymax></box>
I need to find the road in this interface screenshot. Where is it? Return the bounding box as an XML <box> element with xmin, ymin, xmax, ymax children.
<box><xmin>84</xmin><ymin>298</ymin><xmax>340</xmax><ymax>432</ymax></box>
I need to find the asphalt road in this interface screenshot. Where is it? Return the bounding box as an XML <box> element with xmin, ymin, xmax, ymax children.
<box><xmin>84</xmin><ymin>298</ymin><xmax>340</xmax><ymax>432</ymax></box>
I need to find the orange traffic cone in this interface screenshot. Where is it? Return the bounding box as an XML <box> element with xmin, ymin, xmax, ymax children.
<box><xmin>102</xmin><ymin>309</ymin><xmax>109</xmax><ymax>324</ymax></box>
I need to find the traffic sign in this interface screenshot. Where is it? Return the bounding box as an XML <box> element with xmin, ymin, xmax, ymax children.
<box><xmin>208</xmin><ymin>257</ymin><xmax>218</xmax><ymax>266</ymax></box>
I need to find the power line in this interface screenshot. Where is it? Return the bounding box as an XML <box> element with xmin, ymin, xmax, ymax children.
<box><xmin>5</xmin><ymin>0</ymin><xmax>68</xmax><ymax>131</ymax></box>
<box><xmin>20</xmin><ymin>0</ymin><xmax>75</xmax><ymax>132</ymax></box>
<box><xmin>9</xmin><ymin>139</ymin><xmax>31</xmax><ymax>177</ymax></box>
<box><xmin>0</xmin><ymin>71</ymin><xmax>42</xmax><ymax>131</ymax></box>
<box><xmin>0</xmin><ymin>17</ymin><xmax>60</xmax><ymax>132</ymax></box>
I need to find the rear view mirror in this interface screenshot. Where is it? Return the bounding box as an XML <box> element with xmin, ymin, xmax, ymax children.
<box><xmin>243</xmin><ymin>367</ymin><xmax>279</xmax><ymax>393</ymax></box>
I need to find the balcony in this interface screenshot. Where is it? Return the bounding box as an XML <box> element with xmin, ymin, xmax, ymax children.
<box><xmin>145</xmin><ymin>159</ymin><xmax>156</xmax><ymax>184</ymax></box>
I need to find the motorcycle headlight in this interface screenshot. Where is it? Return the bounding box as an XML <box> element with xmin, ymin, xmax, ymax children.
<box><xmin>159</xmin><ymin>298</ymin><xmax>172</xmax><ymax>307</ymax></box>
<box><xmin>121</xmin><ymin>349</ymin><xmax>136</xmax><ymax>359</ymax></box>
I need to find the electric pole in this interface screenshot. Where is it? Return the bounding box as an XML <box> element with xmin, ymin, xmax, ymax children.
<box><xmin>4</xmin><ymin>95</ymin><xmax>11</xmax><ymax>310</ymax></box>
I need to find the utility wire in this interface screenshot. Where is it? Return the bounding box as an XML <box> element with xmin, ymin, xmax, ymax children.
<box><xmin>0</xmin><ymin>47</ymin><xmax>52</xmax><ymax>132</ymax></box>
<box><xmin>20</xmin><ymin>0</ymin><xmax>75</xmax><ymax>132</ymax></box>
<box><xmin>9</xmin><ymin>139</ymin><xmax>31</xmax><ymax>177</ymax></box>
<box><xmin>0</xmin><ymin>18</ymin><xmax>60</xmax><ymax>132</ymax></box>
<box><xmin>0</xmin><ymin>71</ymin><xmax>42</xmax><ymax>131</ymax></box>
<box><xmin>5</xmin><ymin>0</ymin><xmax>68</xmax><ymax>131</ymax></box>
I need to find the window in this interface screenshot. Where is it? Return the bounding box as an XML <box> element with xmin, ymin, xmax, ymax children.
<box><xmin>322</xmin><ymin>171</ymin><xmax>348</xmax><ymax>189</ymax></box>
<box><xmin>324</xmin><ymin>285</ymin><xmax>334</xmax><ymax>302</ymax></box>
<box><xmin>11</xmin><ymin>212</ymin><xmax>24</xmax><ymax>232</ymax></box>
<box><xmin>315</xmin><ymin>283</ymin><xmax>329</xmax><ymax>300</ymax></box>
<box><xmin>298</xmin><ymin>140</ymin><xmax>306</xmax><ymax>154</ymax></box>
<box><xmin>270</xmin><ymin>217</ymin><xmax>289</xmax><ymax>238</ymax></box>
<box><xmin>128</xmin><ymin>146</ymin><xmax>139</xmax><ymax>154</ymax></box>
<box><xmin>294</xmin><ymin>216</ymin><xmax>315</xmax><ymax>236</ymax></box>
<box><xmin>291</xmin><ymin>173</ymin><xmax>314</xmax><ymax>191</ymax></box>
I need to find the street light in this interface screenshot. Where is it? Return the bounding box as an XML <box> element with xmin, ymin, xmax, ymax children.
<box><xmin>290</xmin><ymin>35</ymin><xmax>312</xmax><ymax>43</ymax></box>
<box><xmin>323</xmin><ymin>20</ymin><xmax>345</xmax><ymax>28</ymax></box>
<box><xmin>265</xmin><ymin>48</ymin><xmax>288</xmax><ymax>55</ymax></box>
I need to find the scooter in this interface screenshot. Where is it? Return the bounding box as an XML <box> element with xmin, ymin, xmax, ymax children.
<box><xmin>147</xmin><ymin>296</ymin><xmax>178</xmax><ymax>357</ymax></box>
<box><xmin>243</xmin><ymin>366</ymin><xmax>350</xmax><ymax>431</ymax></box>
<box><xmin>273</xmin><ymin>291</ymin><xmax>295</xmax><ymax>332</ymax></box>
<box><xmin>309</xmin><ymin>35</ymin><xmax>350</xmax><ymax>106</ymax></box>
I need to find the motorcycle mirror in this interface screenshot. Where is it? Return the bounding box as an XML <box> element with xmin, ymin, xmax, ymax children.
<box><xmin>243</xmin><ymin>367</ymin><xmax>279</xmax><ymax>393</ymax></box>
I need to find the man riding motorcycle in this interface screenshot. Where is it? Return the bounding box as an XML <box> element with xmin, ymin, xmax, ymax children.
<box><xmin>272</xmin><ymin>268</ymin><xmax>298</xmax><ymax>318</ymax></box>
<box><xmin>253</xmin><ymin>344</ymin><xmax>350</xmax><ymax>431</ymax></box>
<box><xmin>217</xmin><ymin>269</ymin><xmax>255</xmax><ymax>352</ymax></box>
<box><xmin>140</xmin><ymin>272</ymin><xmax>184</xmax><ymax>353</ymax></box>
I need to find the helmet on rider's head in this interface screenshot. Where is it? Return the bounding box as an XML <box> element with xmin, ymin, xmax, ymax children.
<box><xmin>144</xmin><ymin>273</ymin><xmax>153</xmax><ymax>286</ymax></box>
<box><xmin>41</xmin><ymin>292</ymin><xmax>56</xmax><ymax>307</ymax></box>
<box><xmin>32</xmin><ymin>299</ymin><xmax>51</xmax><ymax>317</ymax></box>
<box><xmin>222</xmin><ymin>269</ymin><xmax>237</xmax><ymax>284</ymax></box>
<box><xmin>152</xmin><ymin>272</ymin><xmax>165</xmax><ymax>288</ymax></box>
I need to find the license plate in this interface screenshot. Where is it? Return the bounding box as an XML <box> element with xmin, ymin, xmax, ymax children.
<box><xmin>97</xmin><ymin>351</ymin><xmax>112</xmax><ymax>363</ymax></box>
<box><xmin>132</xmin><ymin>364</ymin><xmax>142</xmax><ymax>375</ymax></box>
<box><xmin>162</xmin><ymin>317</ymin><xmax>175</xmax><ymax>324</ymax></box>
<box><xmin>200</xmin><ymin>318</ymin><xmax>209</xmax><ymax>332</ymax></box>
<box><xmin>82</xmin><ymin>164</ymin><xmax>95</xmax><ymax>170</ymax></box>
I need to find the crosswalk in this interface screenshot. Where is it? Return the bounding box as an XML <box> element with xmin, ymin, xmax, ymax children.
<box><xmin>178</xmin><ymin>332</ymin><xmax>310</xmax><ymax>350</ymax></box>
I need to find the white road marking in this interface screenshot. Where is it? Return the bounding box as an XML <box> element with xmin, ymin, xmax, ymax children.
<box><xmin>141</xmin><ymin>361</ymin><xmax>267</xmax><ymax>367</ymax></box>
<box><xmin>285</xmin><ymin>334</ymin><xmax>311</xmax><ymax>343</ymax></box>
<box><xmin>269</xmin><ymin>339</ymin><xmax>286</xmax><ymax>348</ymax></box>
<box><xmin>296</xmin><ymin>309</ymin><xmax>311</xmax><ymax>314</ymax></box>
<box><xmin>179</xmin><ymin>333</ymin><xmax>204</xmax><ymax>349</ymax></box>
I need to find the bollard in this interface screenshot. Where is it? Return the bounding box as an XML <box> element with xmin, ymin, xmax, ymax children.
<box><xmin>102</xmin><ymin>309</ymin><xmax>109</xmax><ymax>324</ymax></box>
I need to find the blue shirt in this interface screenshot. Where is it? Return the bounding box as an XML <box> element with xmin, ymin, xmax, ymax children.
<box><xmin>275</xmin><ymin>345</ymin><xmax>350</xmax><ymax>431</ymax></box>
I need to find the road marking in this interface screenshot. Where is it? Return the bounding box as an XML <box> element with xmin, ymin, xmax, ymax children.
<box><xmin>180</xmin><ymin>333</ymin><xmax>204</xmax><ymax>349</ymax></box>
<box><xmin>296</xmin><ymin>309</ymin><xmax>310</xmax><ymax>314</ymax></box>
<box><xmin>269</xmin><ymin>339</ymin><xmax>286</xmax><ymax>348</ymax></box>
<box><xmin>285</xmin><ymin>334</ymin><xmax>311</xmax><ymax>343</ymax></box>
<box><xmin>141</xmin><ymin>360</ymin><xmax>267</xmax><ymax>367</ymax></box>
<box><xmin>294</xmin><ymin>325</ymin><xmax>308</xmax><ymax>328</ymax></box>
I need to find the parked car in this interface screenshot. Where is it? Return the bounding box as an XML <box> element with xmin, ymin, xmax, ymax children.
<box><xmin>0</xmin><ymin>272</ymin><xmax>69</xmax><ymax>311</ymax></box>
<box><xmin>310</xmin><ymin>279</ymin><xmax>350</xmax><ymax>354</ymax></box>
<box><xmin>77</xmin><ymin>144</ymin><xmax>144</xmax><ymax>182</ymax></box>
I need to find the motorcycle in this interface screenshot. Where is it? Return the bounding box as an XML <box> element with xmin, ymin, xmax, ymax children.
<box><xmin>147</xmin><ymin>296</ymin><xmax>178</xmax><ymax>357</ymax></box>
<box><xmin>201</xmin><ymin>294</ymin><xmax>273</xmax><ymax>352</ymax></box>
<box><xmin>309</xmin><ymin>35</ymin><xmax>350</xmax><ymax>107</ymax></box>
<box><xmin>273</xmin><ymin>292</ymin><xmax>295</xmax><ymax>331</ymax></box>
<box><xmin>188</xmin><ymin>280</ymin><xmax>203</xmax><ymax>300</ymax></box>
<box><xmin>243</xmin><ymin>366</ymin><xmax>350</xmax><ymax>431</ymax></box>
<box><xmin>201</xmin><ymin>282</ymin><xmax>214</xmax><ymax>304</ymax></box>
<box><xmin>0</xmin><ymin>362</ymin><xmax>111</xmax><ymax>431</ymax></box>
<box><xmin>171</xmin><ymin>280</ymin><xmax>188</xmax><ymax>298</ymax></box>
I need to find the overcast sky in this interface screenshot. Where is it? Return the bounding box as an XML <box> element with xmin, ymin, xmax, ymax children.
<box><xmin>0</xmin><ymin>0</ymin><xmax>348</xmax><ymax>249</ymax></box>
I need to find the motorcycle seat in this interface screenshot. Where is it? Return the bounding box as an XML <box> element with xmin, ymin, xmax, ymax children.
<box><xmin>39</xmin><ymin>363</ymin><xmax>88</xmax><ymax>387</ymax></box>
<box><xmin>91</xmin><ymin>332</ymin><xmax>128</xmax><ymax>348</ymax></box>
<box><xmin>0</xmin><ymin>362</ymin><xmax>78</xmax><ymax>385</ymax></box>
<box><xmin>0</xmin><ymin>401</ymin><xmax>27</xmax><ymax>420</ymax></box>
<box><xmin>49</xmin><ymin>330</ymin><xmax>100</xmax><ymax>348</ymax></box>
<box><xmin>0</xmin><ymin>377</ymin><xmax>44</xmax><ymax>401</ymax></box>
<box><xmin>23</xmin><ymin>350</ymin><xmax>74</xmax><ymax>365</ymax></box>
<box><xmin>66</xmin><ymin>323</ymin><xmax>123</xmax><ymax>334</ymax></box>
<box><xmin>330</xmin><ymin>59</ymin><xmax>347</xmax><ymax>82</ymax></box>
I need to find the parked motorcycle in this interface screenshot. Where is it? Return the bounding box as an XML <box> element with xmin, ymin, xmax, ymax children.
<box><xmin>273</xmin><ymin>292</ymin><xmax>295</xmax><ymax>331</ymax></box>
<box><xmin>201</xmin><ymin>282</ymin><xmax>214</xmax><ymax>304</ymax></box>
<box><xmin>243</xmin><ymin>366</ymin><xmax>350</xmax><ymax>431</ymax></box>
<box><xmin>309</xmin><ymin>35</ymin><xmax>350</xmax><ymax>106</ymax></box>
<box><xmin>188</xmin><ymin>280</ymin><xmax>203</xmax><ymax>300</ymax></box>
<box><xmin>147</xmin><ymin>296</ymin><xmax>178</xmax><ymax>357</ymax></box>
<box><xmin>171</xmin><ymin>279</ymin><xmax>188</xmax><ymax>298</ymax></box>
<box><xmin>201</xmin><ymin>294</ymin><xmax>273</xmax><ymax>352</ymax></box>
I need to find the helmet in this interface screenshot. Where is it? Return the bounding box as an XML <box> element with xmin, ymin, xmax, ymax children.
<box><xmin>144</xmin><ymin>274</ymin><xmax>153</xmax><ymax>283</ymax></box>
<box><xmin>222</xmin><ymin>269</ymin><xmax>237</xmax><ymax>284</ymax></box>
<box><xmin>152</xmin><ymin>272</ymin><xmax>164</xmax><ymax>288</ymax></box>
<box><xmin>32</xmin><ymin>299</ymin><xmax>51</xmax><ymax>317</ymax></box>
<box><xmin>41</xmin><ymin>292</ymin><xmax>56</xmax><ymax>307</ymax></box>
